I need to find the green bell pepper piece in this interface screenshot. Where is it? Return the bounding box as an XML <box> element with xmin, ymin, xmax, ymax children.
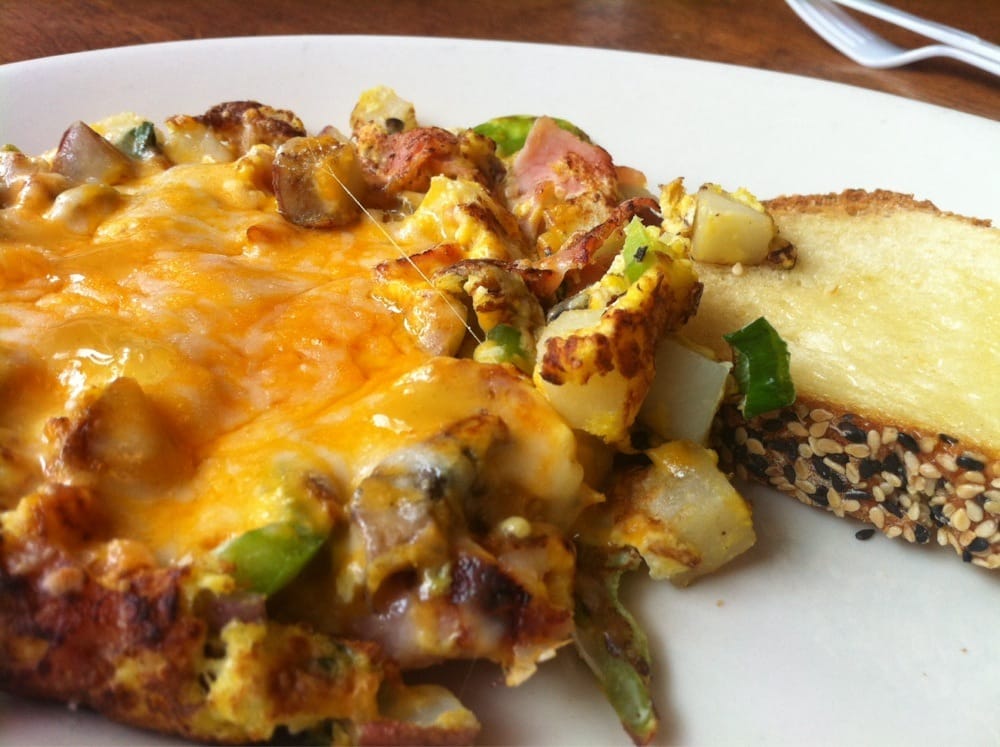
<box><xmin>723</xmin><ymin>316</ymin><xmax>796</xmax><ymax>418</ymax></box>
<box><xmin>472</xmin><ymin>115</ymin><xmax>589</xmax><ymax>157</ymax></box>
<box><xmin>216</xmin><ymin>521</ymin><xmax>326</xmax><ymax>596</ymax></box>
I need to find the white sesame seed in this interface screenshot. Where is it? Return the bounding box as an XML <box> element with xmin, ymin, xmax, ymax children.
<box><xmin>734</xmin><ymin>427</ymin><xmax>748</xmax><ymax>445</ymax></box>
<box><xmin>794</xmin><ymin>459</ymin><xmax>811</xmax><ymax>480</ymax></box>
<box><xmin>984</xmin><ymin>499</ymin><xmax>1000</xmax><ymax>515</ymax></box>
<box><xmin>816</xmin><ymin>438</ymin><xmax>843</xmax><ymax>455</ymax></box>
<box><xmin>936</xmin><ymin>453</ymin><xmax>958</xmax><ymax>473</ymax></box>
<box><xmin>808</xmin><ymin>421</ymin><xmax>829</xmax><ymax>438</ymax></box>
<box><xmin>846</xmin><ymin>462</ymin><xmax>861</xmax><ymax>485</ymax></box>
<box><xmin>869</xmin><ymin>507</ymin><xmax>885</xmax><ymax>529</ymax></box>
<box><xmin>906</xmin><ymin>503</ymin><xmax>921</xmax><ymax>521</ymax></box>
<box><xmin>903</xmin><ymin>451</ymin><xmax>920</xmax><ymax>478</ymax></box>
<box><xmin>975</xmin><ymin>519</ymin><xmax>998</xmax><ymax>538</ymax></box>
<box><xmin>867</xmin><ymin>429</ymin><xmax>881</xmax><ymax>453</ymax></box>
<box><xmin>872</xmin><ymin>485</ymin><xmax>886</xmax><ymax>503</ymax></box>
<box><xmin>828</xmin><ymin>489</ymin><xmax>843</xmax><ymax>509</ymax></box>
<box><xmin>918</xmin><ymin>462</ymin><xmax>942</xmax><ymax>479</ymax></box>
<box><xmin>788</xmin><ymin>422</ymin><xmax>809</xmax><ymax>438</ymax></box>
<box><xmin>963</xmin><ymin>470</ymin><xmax>986</xmax><ymax>484</ymax></box>
<box><xmin>843</xmin><ymin>499</ymin><xmax>861</xmax><ymax>513</ymax></box>
<box><xmin>882</xmin><ymin>427</ymin><xmax>898</xmax><ymax>445</ymax></box>
<box><xmin>795</xmin><ymin>479</ymin><xmax>817</xmax><ymax>494</ymax></box>
<box><xmin>844</xmin><ymin>443</ymin><xmax>870</xmax><ymax>459</ymax></box>
<box><xmin>746</xmin><ymin>438</ymin><xmax>766</xmax><ymax>456</ymax></box>
<box><xmin>903</xmin><ymin>526</ymin><xmax>916</xmax><ymax>543</ymax></box>
<box><xmin>918</xmin><ymin>436</ymin><xmax>936</xmax><ymax>454</ymax></box>
<box><xmin>951</xmin><ymin>508</ymin><xmax>971</xmax><ymax>532</ymax></box>
<box><xmin>936</xmin><ymin>527</ymin><xmax>949</xmax><ymax>545</ymax></box>
<box><xmin>886</xmin><ymin>525</ymin><xmax>903</xmax><ymax>539</ymax></box>
<box><xmin>809</xmin><ymin>408</ymin><xmax>834</xmax><ymax>422</ymax></box>
<box><xmin>956</xmin><ymin>483</ymin><xmax>986</xmax><ymax>500</ymax></box>
<box><xmin>798</xmin><ymin>444</ymin><xmax>813</xmax><ymax>459</ymax></box>
<box><xmin>823</xmin><ymin>457</ymin><xmax>846</xmax><ymax>476</ymax></box>
<box><xmin>965</xmin><ymin>500</ymin><xmax>985</xmax><ymax>523</ymax></box>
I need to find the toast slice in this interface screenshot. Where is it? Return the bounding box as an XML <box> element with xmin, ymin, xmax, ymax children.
<box><xmin>681</xmin><ymin>190</ymin><xmax>999</xmax><ymax>568</ymax></box>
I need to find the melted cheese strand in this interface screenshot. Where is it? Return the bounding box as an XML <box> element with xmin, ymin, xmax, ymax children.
<box><xmin>324</xmin><ymin>165</ymin><xmax>483</xmax><ymax>344</ymax></box>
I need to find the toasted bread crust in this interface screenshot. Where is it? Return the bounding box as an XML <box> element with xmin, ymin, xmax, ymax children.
<box><xmin>765</xmin><ymin>189</ymin><xmax>993</xmax><ymax>227</ymax></box>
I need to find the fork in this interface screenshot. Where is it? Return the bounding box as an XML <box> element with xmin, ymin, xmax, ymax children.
<box><xmin>786</xmin><ymin>0</ymin><xmax>1000</xmax><ymax>77</ymax></box>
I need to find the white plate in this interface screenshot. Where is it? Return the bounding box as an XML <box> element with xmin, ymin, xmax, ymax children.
<box><xmin>1</xmin><ymin>36</ymin><xmax>998</xmax><ymax>747</ymax></box>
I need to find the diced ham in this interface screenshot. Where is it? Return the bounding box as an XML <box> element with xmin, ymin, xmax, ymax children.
<box><xmin>508</xmin><ymin>116</ymin><xmax>617</xmax><ymax>202</ymax></box>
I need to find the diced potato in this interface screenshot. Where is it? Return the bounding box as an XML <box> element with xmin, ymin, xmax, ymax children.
<box><xmin>607</xmin><ymin>440</ymin><xmax>755</xmax><ymax>586</ymax></box>
<box><xmin>160</xmin><ymin>116</ymin><xmax>233</xmax><ymax>164</ymax></box>
<box><xmin>638</xmin><ymin>336</ymin><xmax>731</xmax><ymax>445</ymax></box>
<box><xmin>691</xmin><ymin>186</ymin><xmax>776</xmax><ymax>265</ymax></box>
<box><xmin>350</xmin><ymin>85</ymin><xmax>418</xmax><ymax>135</ymax></box>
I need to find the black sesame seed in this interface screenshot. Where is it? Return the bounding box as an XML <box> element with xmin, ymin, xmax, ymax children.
<box><xmin>831</xmin><ymin>473</ymin><xmax>849</xmax><ymax>493</ymax></box>
<box><xmin>844</xmin><ymin>489</ymin><xmax>869</xmax><ymax>502</ymax></box>
<box><xmin>825</xmin><ymin>452</ymin><xmax>850</xmax><ymax>465</ymax></box>
<box><xmin>956</xmin><ymin>454</ymin><xmax>986</xmax><ymax>471</ymax></box>
<box><xmin>882</xmin><ymin>453</ymin><xmax>907</xmax><ymax>488</ymax></box>
<box><xmin>938</xmin><ymin>433</ymin><xmax>959</xmax><ymax>446</ymax></box>
<box><xmin>859</xmin><ymin>458</ymin><xmax>882</xmax><ymax>480</ymax></box>
<box><xmin>930</xmin><ymin>504</ymin><xmax>948</xmax><ymax>526</ymax></box>
<box><xmin>913</xmin><ymin>525</ymin><xmax>930</xmax><ymax>544</ymax></box>
<box><xmin>761</xmin><ymin>418</ymin><xmax>784</xmax><ymax>432</ymax></box>
<box><xmin>812</xmin><ymin>485</ymin><xmax>829</xmax><ymax>506</ymax></box>
<box><xmin>839</xmin><ymin>422</ymin><xmax>867</xmax><ymax>443</ymax></box>
<box><xmin>882</xmin><ymin>452</ymin><xmax>902</xmax><ymax>473</ymax></box>
<box><xmin>967</xmin><ymin>537</ymin><xmax>990</xmax><ymax>553</ymax></box>
<box><xmin>962</xmin><ymin>549</ymin><xmax>973</xmax><ymax>563</ymax></box>
<box><xmin>855</xmin><ymin>528</ymin><xmax>876</xmax><ymax>540</ymax></box>
<box><xmin>746</xmin><ymin>453</ymin><xmax>769</xmax><ymax>479</ymax></box>
<box><xmin>883</xmin><ymin>501</ymin><xmax>904</xmax><ymax>518</ymax></box>
<box><xmin>812</xmin><ymin>456</ymin><xmax>833</xmax><ymax>480</ymax></box>
<box><xmin>768</xmin><ymin>438</ymin><xmax>799</xmax><ymax>461</ymax></box>
<box><xmin>783</xmin><ymin>464</ymin><xmax>796</xmax><ymax>484</ymax></box>
<box><xmin>897</xmin><ymin>432</ymin><xmax>919</xmax><ymax>452</ymax></box>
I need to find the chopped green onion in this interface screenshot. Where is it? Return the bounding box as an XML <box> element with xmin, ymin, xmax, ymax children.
<box><xmin>117</xmin><ymin>121</ymin><xmax>158</xmax><ymax>159</ymax></box>
<box><xmin>622</xmin><ymin>217</ymin><xmax>661</xmax><ymax>283</ymax></box>
<box><xmin>472</xmin><ymin>115</ymin><xmax>588</xmax><ymax>157</ymax></box>
<box><xmin>573</xmin><ymin>544</ymin><xmax>659</xmax><ymax>745</ymax></box>
<box><xmin>723</xmin><ymin>316</ymin><xmax>795</xmax><ymax>418</ymax></box>
<box><xmin>483</xmin><ymin>323</ymin><xmax>531</xmax><ymax>372</ymax></box>
<box><xmin>216</xmin><ymin>521</ymin><xmax>326</xmax><ymax>596</ymax></box>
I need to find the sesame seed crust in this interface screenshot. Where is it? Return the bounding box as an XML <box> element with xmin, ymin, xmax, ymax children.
<box><xmin>713</xmin><ymin>397</ymin><xmax>1000</xmax><ymax>569</ymax></box>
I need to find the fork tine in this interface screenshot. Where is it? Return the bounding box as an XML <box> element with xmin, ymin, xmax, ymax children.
<box><xmin>788</xmin><ymin>0</ymin><xmax>1000</xmax><ymax>75</ymax></box>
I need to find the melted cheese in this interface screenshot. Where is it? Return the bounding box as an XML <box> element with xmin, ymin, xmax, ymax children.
<box><xmin>0</xmin><ymin>147</ymin><xmax>588</xmax><ymax>560</ymax></box>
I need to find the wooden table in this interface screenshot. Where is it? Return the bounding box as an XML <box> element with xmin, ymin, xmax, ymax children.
<box><xmin>1</xmin><ymin>0</ymin><xmax>998</xmax><ymax>121</ymax></box>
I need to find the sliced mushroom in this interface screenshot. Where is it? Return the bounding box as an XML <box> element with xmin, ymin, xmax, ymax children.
<box><xmin>272</xmin><ymin>135</ymin><xmax>368</xmax><ymax>228</ymax></box>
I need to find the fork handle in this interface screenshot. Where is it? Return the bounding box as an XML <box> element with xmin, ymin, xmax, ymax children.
<box><xmin>831</xmin><ymin>0</ymin><xmax>1000</xmax><ymax>65</ymax></box>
